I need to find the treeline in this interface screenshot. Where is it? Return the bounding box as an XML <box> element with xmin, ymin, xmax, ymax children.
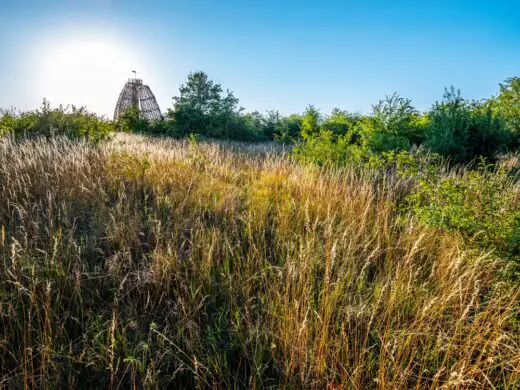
<box><xmin>1</xmin><ymin>72</ymin><xmax>518</xmax><ymax>163</ymax></box>
<box><xmin>294</xmin><ymin>84</ymin><xmax>519</xmax><ymax>165</ymax></box>
<box><xmin>120</xmin><ymin>72</ymin><xmax>520</xmax><ymax>163</ymax></box>
<box><xmin>116</xmin><ymin>71</ymin><xmax>298</xmax><ymax>142</ymax></box>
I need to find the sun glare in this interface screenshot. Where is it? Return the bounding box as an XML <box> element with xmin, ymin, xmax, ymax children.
<box><xmin>38</xmin><ymin>36</ymin><xmax>142</xmax><ymax>117</ymax></box>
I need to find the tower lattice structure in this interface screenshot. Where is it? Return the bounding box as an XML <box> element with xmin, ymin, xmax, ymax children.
<box><xmin>113</xmin><ymin>78</ymin><xmax>162</xmax><ymax>122</ymax></box>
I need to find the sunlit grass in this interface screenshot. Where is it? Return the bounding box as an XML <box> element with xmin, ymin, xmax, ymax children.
<box><xmin>0</xmin><ymin>133</ymin><xmax>518</xmax><ymax>388</ymax></box>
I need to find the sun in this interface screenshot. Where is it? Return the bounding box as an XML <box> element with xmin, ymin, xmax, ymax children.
<box><xmin>38</xmin><ymin>35</ymin><xmax>142</xmax><ymax>117</ymax></box>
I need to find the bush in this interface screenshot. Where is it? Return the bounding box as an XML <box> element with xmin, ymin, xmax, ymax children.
<box><xmin>292</xmin><ymin>80</ymin><xmax>518</xmax><ymax>167</ymax></box>
<box><xmin>300</xmin><ymin>105</ymin><xmax>321</xmax><ymax>139</ymax></box>
<box><xmin>356</xmin><ymin>94</ymin><xmax>426</xmax><ymax>153</ymax></box>
<box><xmin>292</xmin><ymin>95</ymin><xmax>430</xmax><ymax>166</ymax></box>
<box><xmin>282</xmin><ymin>114</ymin><xmax>303</xmax><ymax>140</ymax></box>
<box><xmin>292</xmin><ymin>129</ymin><xmax>364</xmax><ymax>166</ymax></box>
<box><xmin>405</xmin><ymin>158</ymin><xmax>520</xmax><ymax>262</ymax></box>
<box><xmin>426</xmin><ymin>87</ymin><xmax>514</xmax><ymax>163</ymax></box>
<box><xmin>0</xmin><ymin>99</ymin><xmax>112</xmax><ymax>142</ymax></box>
<box><xmin>116</xmin><ymin>106</ymin><xmax>151</xmax><ymax>134</ymax></box>
<box><xmin>321</xmin><ymin>109</ymin><xmax>361</xmax><ymax>137</ymax></box>
<box><xmin>116</xmin><ymin>106</ymin><xmax>177</xmax><ymax>137</ymax></box>
<box><xmin>357</xmin><ymin>117</ymin><xmax>411</xmax><ymax>152</ymax></box>
<box><xmin>497</xmin><ymin>77</ymin><xmax>520</xmax><ymax>136</ymax></box>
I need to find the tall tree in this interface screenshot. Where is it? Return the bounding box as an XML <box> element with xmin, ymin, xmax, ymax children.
<box><xmin>167</xmin><ymin>71</ymin><xmax>239</xmax><ymax>137</ymax></box>
<box><xmin>321</xmin><ymin>108</ymin><xmax>361</xmax><ymax>137</ymax></box>
<box><xmin>426</xmin><ymin>87</ymin><xmax>512</xmax><ymax>162</ymax></box>
<box><xmin>300</xmin><ymin>105</ymin><xmax>321</xmax><ymax>139</ymax></box>
<box><xmin>497</xmin><ymin>77</ymin><xmax>520</xmax><ymax>135</ymax></box>
<box><xmin>356</xmin><ymin>93</ymin><xmax>420</xmax><ymax>152</ymax></box>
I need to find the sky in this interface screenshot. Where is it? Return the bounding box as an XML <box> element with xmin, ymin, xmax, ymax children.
<box><xmin>0</xmin><ymin>0</ymin><xmax>519</xmax><ymax>118</ymax></box>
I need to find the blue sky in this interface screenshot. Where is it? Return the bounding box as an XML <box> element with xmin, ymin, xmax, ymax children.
<box><xmin>1</xmin><ymin>0</ymin><xmax>519</xmax><ymax>118</ymax></box>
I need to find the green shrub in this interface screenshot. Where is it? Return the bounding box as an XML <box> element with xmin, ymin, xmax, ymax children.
<box><xmin>300</xmin><ymin>105</ymin><xmax>321</xmax><ymax>139</ymax></box>
<box><xmin>282</xmin><ymin>113</ymin><xmax>303</xmax><ymax>140</ymax></box>
<box><xmin>425</xmin><ymin>87</ymin><xmax>514</xmax><ymax>163</ymax></box>
<box><xmin>497</xmin><ymin>77</ymin><xmax>520</xmax><ymax>136</ymax></box>
<box><xmin>356</xmin><ymin>93</ymin><xmax>425</xmax><ymax>153</ymax></box>
<box><xmin>292</xmin><ymin>129</ymin><xmax>364</xmax><ymax>166</ymax></box>
<box><xmin>115</xmin><ymin>106</ymin><xmax>182</xmax><ymax>138</ymax></box>
<box><xmin>0</xmin><ymin>99</ymin><xmax>112</xmax><ymax>142</ymax></box>
<box><xmin>116</xmin><ymin>106</ymin><xmax>151</xmax><ymax>134</ymax></box>
<box><xmin>358</xmin><ymin>118</ymin><xmax>411</xmax><ymax>153</ymax></box>
<box><xmin>292</xmin><ymin>80</ymin><xmax>518</xmax><ymax>168</ymax></box>
<box><xmin>405</xmin><ymin>159</ymin><xmax>520</xmax><ymax>262</ymax></box>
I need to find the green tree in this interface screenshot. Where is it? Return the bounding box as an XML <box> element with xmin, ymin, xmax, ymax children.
<box><xmin>167</xmin><ymin>71</ymin><xmax>241</xmax><ymax>138</ymax></box>
<box><xmin>116</xmin><ymin>106</ymin><xmax>150</xmax><ymax>134</ymax></box>
<box><xmin>283</xmin><ymin>114</ymin><xmax>303</xmax><ymax>139</ymax></box>
<box><xmin>357</xmin><ymin>93</ymin><xmax>421</xmax><ymax>152</ymax></box>
<box><xmin>321</xmin><ymin>109</ymin><xmax>361</xmax><ymax>137</ymax></box>
<box><xmin>260</xmin><ymin>110</ymin><xmax>284</xmax><ymax>140</ymax></box>
<box><xmin>426</xmin><ymin>87</ymin><xmax>513</xmax><ymax>163</ymax></box>
<box><xmin>497</xmin><ymin>77</ymin><xmax>520</xmax><ymax>135</ymax></box>
<box><xmin>425</xmin><ymin>87</ymin><xmax>470</xmax><ymax>161</ymax></box>
<box><xmin>300</xmin><ymin>105</ymin><xmax>321</xmax><ymax>139</ymax></box>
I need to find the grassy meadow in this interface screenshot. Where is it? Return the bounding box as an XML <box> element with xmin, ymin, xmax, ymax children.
<box><xmin>0</xmin><ymin>133</ymin><xmax>518</xmax><ymax>388</ymax></box>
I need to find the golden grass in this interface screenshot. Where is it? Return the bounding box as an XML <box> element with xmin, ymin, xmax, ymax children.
<box><xmin>0</xmin><ymin>133</ymin><xmax>518</xmax><ymax>389</ymax></box>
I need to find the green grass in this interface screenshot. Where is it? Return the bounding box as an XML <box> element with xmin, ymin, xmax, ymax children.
<box><xmin>0</xmin><ymin>133</ymin><xmax>518</xmax><ymax>389</ymax></box>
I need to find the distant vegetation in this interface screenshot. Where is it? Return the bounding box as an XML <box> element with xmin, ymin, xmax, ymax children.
<box><xmin>118</xmin><ymin>73</ymin><xmax>519</xmax><ymax>164</ymax></box>
<box><xmin>0</xmin><ymin>99</ymin><xmax>112</xmax><ymax>142</ymax></box>
<box><xmin>2</xmin><ymin>73</ymin><xmax>518</xmax><ymax>163</ymax></box>
<box><xmin>0</xmin><ymin>75</ymin><xmax>518</xmax><ymax>388</ymax></box>
<box><xmin>293</xmin><ymin>80</ymin><xmax>519</xmax><ymax>166</ymax></box>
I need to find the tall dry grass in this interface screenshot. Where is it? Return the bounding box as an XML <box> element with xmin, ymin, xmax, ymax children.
<box><xmin>0</xmin><ymin>133</ymin><xmax>518</xmax><ymax>389</ymax></box>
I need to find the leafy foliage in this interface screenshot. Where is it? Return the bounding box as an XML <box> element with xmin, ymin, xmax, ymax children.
<box><xmin>405</xmin><ymin>159</ymin><xmax>520</xmax><ymax>267</ymax></box>
<box><xmin>360</xmin><ymin>93</ymin><xmax>422</xmax><ymax>152</ymax></box>
<box><xmin>426</xmin><ymin>87</ymin><xmax>514</xmax><ymax>163</ymax></box>
<box><xmin>300</xmin><ymin>105</ymin><xmax>321</xmax><ymax>139</ymax></box>
<box><xmin>0</xmin><ymin>99</ymin><xmax>112</xmax><ymax>141</ymax></box>
<box><xmin>115</xmin><ymin>106</ymin><xmax>151</xmax><ymax>134</ymax></box>
<box><xmin>295</xmin><ymin>79</ymin><xmax>518</xmax><ymax>167</ymax></box>
<box><xmin>497</xmin><ymin>77</ymin><xmax>520</xmax><ymax>135</ymax></box>
<box><xmin>166</xmin><ymin>71</ymin><xmax>256</xmax><ymax>140</ymax></box>
<box><xmin>292</xmin><ymin>129</ymin><xmax>364</xmax><ymax>166</ymax></box>
<box><xmin>110</xmin><ymin>72</ymin><xmax>519</xmax><ymax>157</ymax></box>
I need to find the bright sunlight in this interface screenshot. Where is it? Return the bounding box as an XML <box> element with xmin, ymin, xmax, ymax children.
<box><xmin>38</xmin><ymin>35</ymin><xmax>141</xmax><ymax>117</ymax></box>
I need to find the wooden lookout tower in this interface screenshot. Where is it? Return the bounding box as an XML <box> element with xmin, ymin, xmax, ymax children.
<box><xmin>113</xmin><ymin>73</ymin><xmax>162</xmax><ymax>121</ymax></box>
